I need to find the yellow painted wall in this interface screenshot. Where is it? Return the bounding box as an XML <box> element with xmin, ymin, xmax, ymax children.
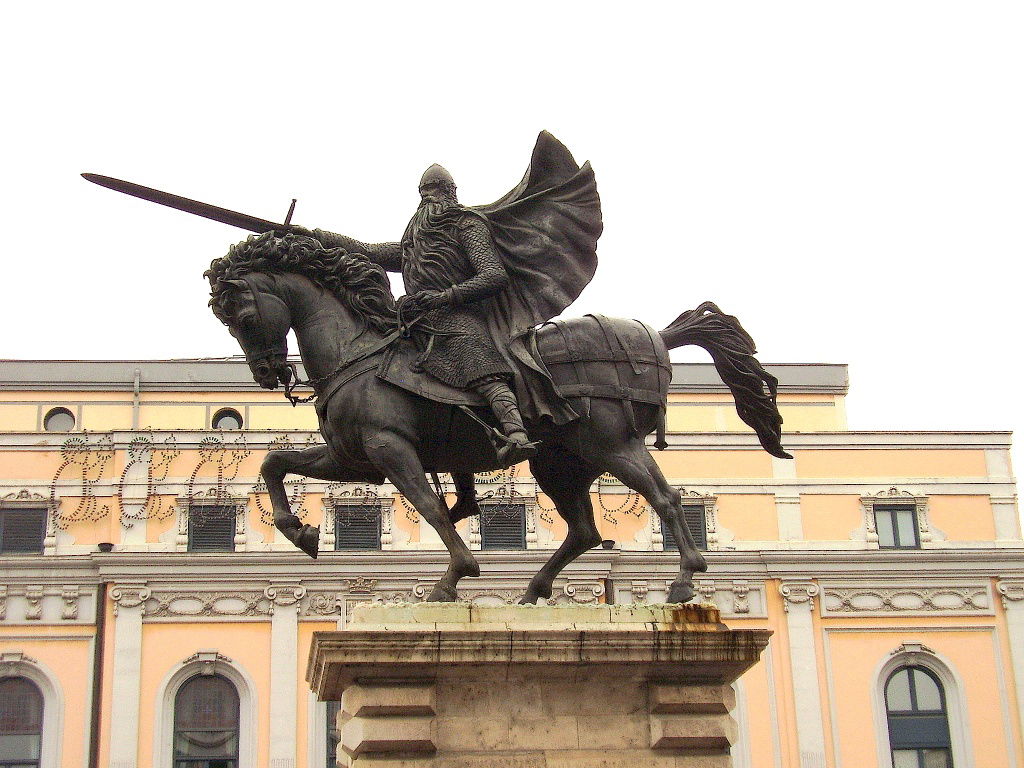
<box><xmin>717</xmin><ymin>494</ymin><xmax>778</xmax><ymax>542</ymax></box>
<box><xmin>802</xmin><ymin>494</ymin><xmax>864</xmax><ymax>541</ymax></box>
<box><xmin>138</xmin><ymin>622</ymin><xmax>272</xmax><ymax>768</ymax></box>
<box><xmin>654</xmin><ymin>450</ymin><xmax>773</xmax><ymax>479</ymax></box>
<box><xmin>795</xmin><ymin>449</ymin><xmax>989</xmax><ymax>479</ymax></box>
<box><xmin>0</xmin><ymin>632</ymin><xmax>95</xmax><ymax>768</ymax></box>
<box><xmin>928</xmin><ymin>495</ymin><xmax>997</xmax><ymax>542</ymax></box>
<box><xmin>826</xmin><ymin>627</ymin><xmax>1013</xmax><ymax>767</ymax></box>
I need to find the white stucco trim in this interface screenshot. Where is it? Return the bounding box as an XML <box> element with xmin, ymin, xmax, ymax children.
<box><xmin>731</xmin><ymin>677</ymin><xmax>752</xmax><ymax>768</ymax></box>
<box><xmin>308</xmin><ymin>692</ymin><xmax>329</xmax><ymax>768</ymax></box>
<box><xmin>870</xmin><ymin>644</ymin><xmax>973</xmax><ymax>768</ymax></box>
<box><xmin>152</xmin><ymin>651</ymin><xmax>258</xmax><ymax>768</ymax></box>
<box><xmin>0</xmin><ymin>653</ymin><xmax>64</xmax><ymax>768</ymax></box>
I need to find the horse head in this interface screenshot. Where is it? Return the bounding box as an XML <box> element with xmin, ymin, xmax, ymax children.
<box><xmin>206</xmin><ymin>231</ymin><xmax>397</xmax><ymax>391</ymax></box>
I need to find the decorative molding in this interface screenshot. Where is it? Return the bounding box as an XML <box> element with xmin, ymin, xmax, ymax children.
<box><xmin>0</xmin><ymin>650</ymin><xmax>39</xmax><ymax>674</ymax></box>
<box><xmin>859</xmin><ymin>486</ymin><xmax>940</xmax><ymax>547</ymax></box>
<box><xmin>555</xmin><ymin>580</ymin><xmax>605</xmax><ymax>605</ymax></box>
<box><xmin>821</xmin><ymin>584</ymin><xmax>990</xmax><ymax>616</ymax></box>
<box><xmin>264</xmin><ymin>585</ymin><xmax>306</xmax><ymax>611</ymax></box>
<box><xmin>694</xmin><ymin>579</ymin><xmax>762</xmax><ymax>617</ymax></box>
<box><xmin>340</xmin><ymin>577</ymin><xmax>378</xmax><ymax>593</ymax></box>
<box><xmin>779</xmin><ymin>580</ymin><xmax>819</xmax><ymax>612</ymax></box>
<box><xmin>23</xmin><ymin>587</ymin><xmax>43</xmax><ymax>620</ymax></box>
<box><xmin>997</xmin><ymin>579</ymin><xmax>1024</xmax><ymax>609</ymax></box>
<box><xmin>109</xmin><ymin>584</ymin><xmax>151</xmax><ymax>616</ymax></box>
<box><xmin>631</xmin><ymin>580</ymin><xmax>649</xmax><ymax>602</ymax></box>
<box><xmin>181</xmin><ymin>650</ymin><xmax>233</xmax><ymax>676</ymax></box>
<box><xmin>60</xmin><ymin>586</ymin><xmax>79</xmax><ymax>620</ymax></box>
<box><xmin>302</xmin><ymin>592</ymin><xmax>343</xmax><ymax>617</ymax></box>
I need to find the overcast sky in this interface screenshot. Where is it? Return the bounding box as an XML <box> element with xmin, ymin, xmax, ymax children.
<box><xmin>2</xmin><ymin>3</ymin><xmax>1022</xmax><ymax>471</ymax></box>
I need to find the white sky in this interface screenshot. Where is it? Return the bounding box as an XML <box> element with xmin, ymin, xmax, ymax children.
<box><xmin>2</xmin><ymin>3</ymin><xmax>1022</xmax><ymax>473</ymax></box>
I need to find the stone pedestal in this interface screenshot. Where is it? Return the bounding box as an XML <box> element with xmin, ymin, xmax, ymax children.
<box><xmin>307</xmin><ymin>602</ymin><xmax>770</xmax><ymax>768</ymax></box>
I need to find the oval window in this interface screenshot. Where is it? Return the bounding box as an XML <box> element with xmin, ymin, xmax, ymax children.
<box><xmin>44</xmin><ymin>407</ymin><xmax>75</xmax><ymax>432</ymax></box>
<box><xmin>212</xmin><ymin>408</ymin><xmax>243</xmax><ymax>430</ymax></box>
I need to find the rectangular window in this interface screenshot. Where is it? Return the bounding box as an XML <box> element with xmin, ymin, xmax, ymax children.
<box><xmin>661</xmin><ymin>504</ymin><xmax>708</xmax><ymax>550</ymax></box>
<box><xmin>480</xmin><ymin>504</ymin><xmax>526</xmax><ymax>550</ymax></box>
<box><xmin>0</xmin><ymin>508</ymin><xmax>47</xmax><ymax>554</ymax></box>
<box><xmin>875</xmin><ymin>505</ymin><xmax>920</xmax><ymax>549</ymax></box>
<box><xmin>187</xmin><ymin>508</ymin><xmax>237</xmax><ymax>552</ymax></box>
<box><xmin>334</xmin><ymin>505</ymin><xmax>381</xmax><ymax>550</ymax></box>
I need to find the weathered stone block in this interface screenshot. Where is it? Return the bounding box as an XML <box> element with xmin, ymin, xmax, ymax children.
<box><xmin>432</xmin><ymin>715</ymin><xmax>512</xmax><ymax>752</ymax></box>
<box><xmin>341</xmin><ymin>715</ymin><xmax>434</xmax><ymax>757</ymax></box>
<box><xmin>543</xmin><ymin>749</ymin><xmax>678</xmax><ymax>768</ymax></box>
<box><xmin>649</xmin><ymin>683</ymin><xmax>735</xmax><ymax>714</ymax></box>
<box><xmin>511</xmin><ymin>715</ymin><xmax>580</xmax><ymax>751</ymax></box>
<box><xmin>577</xmin><ymin>714</ymin><xmax>648</xmax><ymax>749</ymax></box>
<box><xmin>341</xmin><ymin>682</ymin><xmax>435</xmax><ymax>718</ymax></box>
<box><xmin>649</xmin><ymin>713</ymin><xmax>737</xmax><ymax>751</ymax></box>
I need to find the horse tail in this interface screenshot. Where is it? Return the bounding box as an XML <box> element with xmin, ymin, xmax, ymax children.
<box><xmin>658</xmin><ymin>302</ymin><xmax>792</xmax><ymax>459</ymax></box>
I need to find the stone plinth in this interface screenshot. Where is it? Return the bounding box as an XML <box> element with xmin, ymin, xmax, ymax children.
<box><xmin>307</xmin><ymin>602</ymin><xmax>770</xmax><ymax>768</ymax></box>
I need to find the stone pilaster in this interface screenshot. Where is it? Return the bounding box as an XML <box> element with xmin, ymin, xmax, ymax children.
<box><xmin>779</xmin><ymin>580</ymin><xmax>826</xmax><ymax>768</ymax></box>
<box><xmin>266</xmin><ymin>585</ymin><xmax>305</xmax><ymax>768</ymax></box>
<box><xmin>998</xmin><ymin>579</ymin><xmax>1024</xmax><ymax>742</ymax></box>
<box><xmin>108</xmin><ymin>583</ymin><xmax>150</xmax><ymax>768</ymax></box>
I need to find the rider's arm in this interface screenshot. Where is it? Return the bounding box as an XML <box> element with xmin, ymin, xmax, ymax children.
<box><xmin>311</xmin><ymin>229</ymin><xmax>403</xmax><ymax>272</ymax></box>
<box><xmin>448</xmin><ymin>218</ymin><xmax>509</xmax><ymax>306</ymax></box>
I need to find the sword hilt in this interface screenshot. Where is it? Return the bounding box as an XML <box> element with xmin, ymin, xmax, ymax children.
<box><xmin>283</xmin><ymin>199</ymin><xmax>297</xmax><ymax>226</ymax></box>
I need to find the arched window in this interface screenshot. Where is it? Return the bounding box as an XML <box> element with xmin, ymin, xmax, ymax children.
<box><xmin>173</xmin><ymin>675</ymin><xmax>240</xmax><ymax>768</ymax></box>
<box><xmin>884</xmin><ymin>666</ymin><xmax>952</xmax><ymax>768</ymax></box>
<box><xmin>211</xmin><ymin>409</ymin><xmax>243</xmax><ymax>430</ymax></box>
<box><xmin>0</xmin><ymin>676</ymin><xmax>43</xmax><ymax>768</ymax></box>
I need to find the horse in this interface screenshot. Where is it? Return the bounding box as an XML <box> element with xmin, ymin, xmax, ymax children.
<box><xmin>205</xmin><ymin>232</ymin><xmax>790</xmax><ymax>603</ymax></box>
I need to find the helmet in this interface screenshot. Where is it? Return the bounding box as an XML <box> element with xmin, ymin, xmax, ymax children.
<box><xmin>418</xmin><ymin>163</ymin><xmax>456</xmax><ymax>193</ymax></box>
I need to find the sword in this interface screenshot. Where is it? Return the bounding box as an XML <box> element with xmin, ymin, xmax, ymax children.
<box><xmin>81</xmin><ymin>173</ymin><xmax>295</xmax><ymax>234</ymax></box>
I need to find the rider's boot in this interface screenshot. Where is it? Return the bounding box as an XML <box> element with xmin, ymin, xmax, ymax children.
<box><xmin>476</xmin><ymin>379</ymin><xmax>538</xmax><ymax>467</ymax></box>
<box><xmin>448</xmin><ymin>472</ymin><xmax>482</xmax><ymax>523</ymax></box>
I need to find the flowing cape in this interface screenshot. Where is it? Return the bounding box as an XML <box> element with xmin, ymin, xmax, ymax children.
<box><xmin>471</xmin><ymin>131</ymin><xmax>603</xmax><ymax>342</ymax></box>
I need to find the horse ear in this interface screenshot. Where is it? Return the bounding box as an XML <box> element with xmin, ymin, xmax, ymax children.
<box><xmin>221</xmin><ymin>279</ymin><xmax>249</xmax><ymax>290</ymax></box>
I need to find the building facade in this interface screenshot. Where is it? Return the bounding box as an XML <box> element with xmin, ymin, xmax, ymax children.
<box><xmin>0</xmin><ymin>358</ymin><xmax>1021</xmax><ymax>768</ymax></box>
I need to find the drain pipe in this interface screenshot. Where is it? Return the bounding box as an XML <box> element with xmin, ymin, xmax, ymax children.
<box><xmin>88</xmin><ymin>581</ymin><xmax>108</xmax><ymax>768</ymax></box>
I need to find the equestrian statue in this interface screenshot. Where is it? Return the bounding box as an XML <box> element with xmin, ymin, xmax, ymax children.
<box><xmin>83</xmin><ymin>132</ymin><xmax>791</xmax><ymax>604</ymax></box>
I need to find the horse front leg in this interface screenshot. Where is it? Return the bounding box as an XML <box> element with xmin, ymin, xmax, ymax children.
<box><xmin>262</xmin><ymin>445</ymin><xmax>347</xmax><ymax>558</ymax></box>
<box><xmin>364</xmin><ymin>432</ymin><xmax>480</xmax><ymax>601</ymax></box>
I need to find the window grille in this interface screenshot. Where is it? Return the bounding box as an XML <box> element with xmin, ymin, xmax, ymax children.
<box><xmin>187</xmin><ymin>508</ymin><xmax>237</xmax><ymax>553</ymax></box>
<box><xmin>875</xmin><ymin>505</ymin><xmax>920</xmax><ymax>549</ymax></box>
<box><xmin>661</xmin><ymin>504</ymin><xmax>707</xmax><ymax>550</ymax></box>
<box><xmin>884</xmin><ymin>666</ymin><xmax>952</xmax><ymax>768</ymax></box>
<box><xmin>334</xmin><ymin>505</ymin><xmax>381</xmax><ymax>550</ymax></box>
<box><xmin>173</xmin><ymin>674</ymin><xmax>240</xmax><ymax>768</ymax></box>
<box><xmin>480</xmin><ymin>504</ymin><xmax>526</xmax><ymax>550</ymax></box>
<box><xmin>0</xmin><ymin>508</ymin><xmax>47</xmax><ymax>555</ymax></box>
<box><xmin>0</xmin><ymin>677</ymin><xmax>43</xmax><ymax>768</ymax></box>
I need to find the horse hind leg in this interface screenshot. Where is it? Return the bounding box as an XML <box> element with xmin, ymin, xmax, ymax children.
<box><xmin>602</xmin><ymin>445</ymin><xmax>708</xmax><ymax>603</ymax></box>
<box><xmin>521</xmin><ymin>447</ymin><xmax>603</xmax><ymax>605</ymax></box>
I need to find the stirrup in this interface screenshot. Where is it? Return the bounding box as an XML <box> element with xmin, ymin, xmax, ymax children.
<box><xmin>496</xmin><ymin>438</ymin><xmax>539</xmax><ymax>467</ymax></box>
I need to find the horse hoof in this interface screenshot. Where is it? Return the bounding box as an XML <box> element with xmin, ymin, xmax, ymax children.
<box><xmin>426</xmin><ymin>584</ymin><xmax>459</xmax><ymax>602</ymax></box>
<box><xmin>296</xmin><ymin>525</ymin><xmax>320</xmax><ymax>559</ymax></box>
<box><xmin>667</xmin><ymin>582</ymin><xmax>695</xmax><ymax>604</ymax></box>
<box><xmin>518</xmin><ymin>593</ymin><xmax>540</xmax><ymax>605</ymax></box>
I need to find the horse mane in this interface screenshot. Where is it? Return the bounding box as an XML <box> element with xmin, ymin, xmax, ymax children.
<box><xmin>205</xmin><ymin>232</ymin><xmax>397</xmax><ymax>333</ymax></box>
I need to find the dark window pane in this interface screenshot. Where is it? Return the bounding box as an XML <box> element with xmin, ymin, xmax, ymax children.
<box><xmin>188</xmin><ymin>509</ymin><xmax>236</xmax><ymax>552</ymax></box>
<box><xmin>876</xmin><ymin>506</ymin><xmax>919</xmax><ymax>549</ymax></box>
<box><xmin>661</xmin><ymin>505</ymin><xmax>707</xmax><ymax>550</ymax></box>
<box><xmin>0</xmin><ymin>678</ymin><xmax>43</xmax><ymax>765</ymax></box>
<box><xmin>922</xmin><ymin>749</ymin><xmax>952</xmax><ymax>768</ymax></box>
<box><xmin>0</xmin><ymin>509</ymin><xmax>47</xmax><ymax>554</ymax></box>
<box><xmin>334</xmin><ymin>506</ymin><xmax>381</xmax><ymax>550</ymax></box>
<box><xmin>481</xmin><ymin>505</ymin><xmax>526</xmax><ymax>550</ymax></box>
<box><xmin>326</xmin><ymin>701</ymin><xmax>342</xmax><ymax>768</ymax></box>
<box><xmin>174</xmin><ymin>676</ymin><xmax>240</xmax><ymax>766</ymax></box>
<box><xmin>886</xmin><ymin>667</ymin><xmax>952</xmax><ymax>757</ymax></box>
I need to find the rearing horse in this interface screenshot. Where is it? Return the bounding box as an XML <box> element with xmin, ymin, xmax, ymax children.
<box><xmin>206</xmin><ymin>232</ymin><xmax>790</xmax><ymax>603</ymax></box>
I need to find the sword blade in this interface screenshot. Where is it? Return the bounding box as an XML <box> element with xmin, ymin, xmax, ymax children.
<box><xmin>81</xmin><ymin>173</ymin><xmax>285</xmax><ymax>233</ymax></box>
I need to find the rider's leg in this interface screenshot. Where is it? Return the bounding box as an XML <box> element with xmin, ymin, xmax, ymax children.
<box><xmin>473</xmin><ymin>375</ymin><xmax>537</xmax><ymax>466</ymax></box>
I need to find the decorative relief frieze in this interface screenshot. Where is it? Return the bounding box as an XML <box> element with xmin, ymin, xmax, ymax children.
<box><xmin>302</xmin><ymin>592</ymin><xmax>343</xmax><ymax>617</ymax></box>
<box><xmin>0</xmin><ymin>585</ymin><xmax>89</xmax><ymax>623</ymax></box>
<box><xmin>693</xmin><ymin>579</ymin><xmax>762</xmax><ymax>617</ymax></box>
<box><xmin>821</xmin><ymin>584</ymin><xmax>990</xmax><ymax>616</ymax></box>
<box><xmin>143</xmin><ymin>590</ymin><xmax>269</xmax><ymax>620</ymax></box>
<box><xmin>457</xmin><ymin>589</ymin><xmax>523</xmax><ymax>605</ymax></box>
<box><xmin>23</xmin><ymin>588</ymin><xmax>43</xmax><ymax>621</ymax></box>
<box><xmin>263</xmin><ymin>585</ymin><xmax>306</xmax><ymax>612</ymax></box>
<box><xmin>779</xmin><ymin>581</ymin><xmax>819</xmax><ymax>612</ymax></box>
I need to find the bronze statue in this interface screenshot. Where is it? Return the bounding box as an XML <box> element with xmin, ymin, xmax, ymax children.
<box><xmin>84</xmin><ymin>132</ymin><xmax>791</xmax><ymax>604</ymax></box>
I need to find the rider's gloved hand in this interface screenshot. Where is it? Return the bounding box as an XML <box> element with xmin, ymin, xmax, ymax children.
<box><xmin>403</xmin><ymin>290</ymin><xmax>450</xmax><ymax>315</ymax></box>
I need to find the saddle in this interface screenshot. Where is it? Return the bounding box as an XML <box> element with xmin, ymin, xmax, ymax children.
<box><xmin>375</xmin><ymin>314</ymin><xmax>672</xmax><ymax>425</ymax></box>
